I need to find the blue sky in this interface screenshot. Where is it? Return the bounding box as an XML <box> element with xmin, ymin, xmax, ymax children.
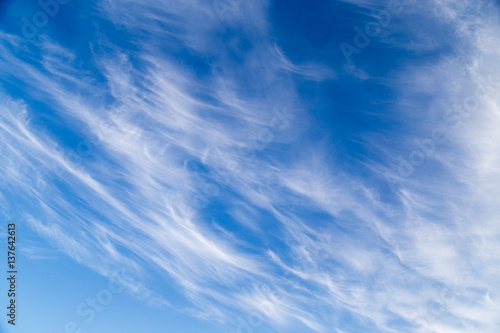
<box><xmin>1</xmin><ymin>0</ymin><xmax>500</xmax><ymax>332</ymax></box>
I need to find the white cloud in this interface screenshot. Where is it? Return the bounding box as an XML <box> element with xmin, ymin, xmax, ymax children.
<box><xmin>0</xmin><ymin>0</ymin><xmax>499</xmax><ymax>332</ymax></box>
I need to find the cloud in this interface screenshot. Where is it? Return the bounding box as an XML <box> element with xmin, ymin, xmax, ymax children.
<box><xmin>0</xmin><ymin>0</ymin><xmax>499</xmax><ymax>332</ymax></box>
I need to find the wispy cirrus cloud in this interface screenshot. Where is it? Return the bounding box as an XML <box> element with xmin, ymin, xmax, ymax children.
<box><xmin>0</xmin><ymin>0</ymin><xmax>499</xmax><ymax>332</ymax></box>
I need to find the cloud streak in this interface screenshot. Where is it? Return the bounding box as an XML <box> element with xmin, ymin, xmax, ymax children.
<box><xmin>0</xmin><ymin>0</ymin><xmax>499</xmax><ymax>332</ymax></box>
